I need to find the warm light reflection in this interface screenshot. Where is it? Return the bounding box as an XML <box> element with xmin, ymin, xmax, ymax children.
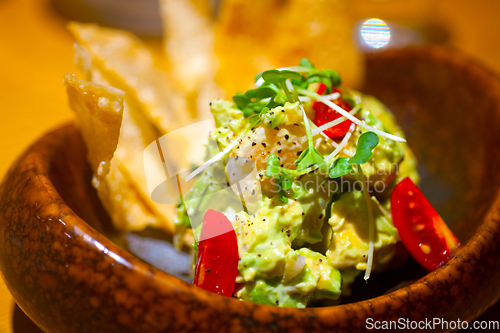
<box><xmin>360</xmin><ymin>18</ymin><xmax>391</xmax><ymax>49</ymax></box>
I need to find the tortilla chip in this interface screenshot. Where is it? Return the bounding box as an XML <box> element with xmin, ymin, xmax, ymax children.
<box><xmin>159</xmin><ymin>0</ymin><xmax>223</xmax><ymax>121</ymax></box>
<box><xmin>64</xmin><ymin>72</ymin><xmax>166</xmax><ymax>231</ymax></box>
<box><xmin>64</xmin><ymin>73</ymin><xmax>124</xmax><ymax>172</ymax></box>
<box><xmin>110</xmin><ymin>101</ymin><xmax>177</xmax><ymax>232</ymax></box>
<box><xmin>71</xmin><ymin>42</ymin><xmax>178</xmax><ymax>233</ymax></box>
<box><xmin>68</xmin><ymin>22</ymin><xmax>189</xmax><ymax>135</ymax></box>
<box><xmin>160</xmin><ymin>0</ymin><xmax>217</xmax><ymax>93</ymax></box>
<box><xmin>98</xmin><ymin>157</ymin><xmax>176</xmax><ymax>233</ymax></box>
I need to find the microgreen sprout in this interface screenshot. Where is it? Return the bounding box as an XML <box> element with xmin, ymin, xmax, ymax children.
<box><xmin>348</xmin><ymin>132</ymin><xmax>379</xmax><ymax>165</ymax></box>
<box><xmin>328</xmin><ymin>131</ymin><xmax>379</xmax><ymax>179</ymax></box>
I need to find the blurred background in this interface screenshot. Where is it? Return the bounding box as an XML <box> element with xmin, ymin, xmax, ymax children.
<box><xmin>0</xmin><ymin>0</ymin><xmax>499</xmax><ymax>331</ymax></box>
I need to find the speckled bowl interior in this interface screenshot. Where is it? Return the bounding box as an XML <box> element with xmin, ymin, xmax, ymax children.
<box><xmin>1</xmin><ymin>47</ymin><xmax>500</xmax><ymax>333</ymax></box>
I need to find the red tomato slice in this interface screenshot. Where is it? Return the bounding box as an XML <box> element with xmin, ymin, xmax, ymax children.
<box><xmin>312</xmin><ymin>86</ymin><xmax>354</xmax><ymax>139</ymax></box>
<box><xmin>391</xmin><ymin>177</ymin><xmax>460</xmax><ymax>271</ymax></box>
<box><xmin>315</xmin><ymin>82</ymin><xmax>328</xmax><ymax>95</ymax></box>
<box><xmin>193</xmin><ymin>209</ymin><xmax>239</xmax><ymax>296</ymax></box>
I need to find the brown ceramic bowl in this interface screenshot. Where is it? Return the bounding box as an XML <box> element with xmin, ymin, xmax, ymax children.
<box><xmin>2</xmin><ymin>47</ymin><xmax>500</xmax><ymax>333</ymax></box>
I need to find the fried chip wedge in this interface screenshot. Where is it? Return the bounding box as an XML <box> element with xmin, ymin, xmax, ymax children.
<box><xmin>68</xmin><ymin>22</ymin><xmax>189</xmax><ymax>135</ymax></box>
<box><xmin>71</xmin><ymin>43</ymin><xmax>178</xmax><ymax>233</ymax></box>
<box><xmin>160</xmin><ymin>0</ymin><xmax>218</xmax><ymax>93</ymax></box>
<box><xmin>110</xmin><ymin>101</ymin><xmax>177</xmax><ymax>232</ymax></box>
<box><xmin>64</xmin><ymin>72</ymin><xmax>170</xmax><ymax>232</ymax></box>
<box><xmin>100</xmin><ymin>156</ymin><xmax>176</xmax><ymax>233</ymax></box>
<box><xmin>159</xmin><ymin>0</ymin><xmax>223</xmax><ymax>121</ymax></box>
<box><xmin>64</xmin><ymin>73</ymin><xmax>124</xmax><ymax>173</ymax></box>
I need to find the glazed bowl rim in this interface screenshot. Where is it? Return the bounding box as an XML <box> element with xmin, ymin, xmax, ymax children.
<box><xmin>5</xmin><ymin>46</ymin><xmax>500</xmax><ymax>328</ymax></box>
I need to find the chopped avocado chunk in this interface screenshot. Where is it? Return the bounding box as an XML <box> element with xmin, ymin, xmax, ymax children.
<box><xmin>234</xmin><ymin>196</ymin><xmax>304</xmax><ymax>281</ymax></box>
<box><xmin>296</xmin><ymin>248</ymin><xmax>341</xmax><ymax>300</ymax></box>
<box><xmin>291</xmin><ymin>173</ymin><xmax>335</xmax><ymax>245</ymax></box>
<box><xmin>260</xmin><ymin>102</ymin><xmax>302</xmax><ymax>128</ymax></box>
<box><xmin>326</xmin><ymin>191</ymin><xmax>399</xmax><ymax>270</ymax></box>
<box><xmin>210</xmin><ymin>99</ymin><xmax>248</xmax><ymax>149</ymax></box>
<box><xmin>236</xmin><ymin>277</ymin><xmax>308</xmax><ymax>308</ymax></box>
<box><xmin>211</xmin><ymin>99</ymin><xmax>247</xmax><ymax>134</ymax></box>
<box><xmin>236</xmin><ymin>248</ymin><xmax>341</xmax><ymax>308</ymax></box>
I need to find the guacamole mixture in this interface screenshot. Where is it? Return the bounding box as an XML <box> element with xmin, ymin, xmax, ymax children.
<box><xmin>176</xmin><ymin>60</ymin><xmax>419</xmax><ymax>308</ymax></box>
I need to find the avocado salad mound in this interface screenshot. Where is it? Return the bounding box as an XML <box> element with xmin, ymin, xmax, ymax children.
<box><xmin>175</xmin><ymin>59</ymin><xmax>422</xmax><ymax>308</ymax></box>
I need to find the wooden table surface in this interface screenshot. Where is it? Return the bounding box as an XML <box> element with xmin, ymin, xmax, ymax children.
<box><xmin>1</xmin><ymin>0</ymin><xmax>500</xmax><ymax>332</ymax></box>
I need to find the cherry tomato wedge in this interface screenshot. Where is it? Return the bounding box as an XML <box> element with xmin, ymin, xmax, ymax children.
<box><xmin>391</xmin><ymin>177</ymin><xmax>460</xmax><ymax>271</ymax></box>
<box><xmin>193</xmin><ymin>209</ymin><xmax>239</xmax><ymax>296</ymax></box>
<box><xmin>315</xmin><ymin>82</ymin><xmax>328</xmax><ymax>95</ymax></box>
<box><xmin>312</xmin><ymin>84</ymin><xmax>354</xmax><ymax>139</ymax></box>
